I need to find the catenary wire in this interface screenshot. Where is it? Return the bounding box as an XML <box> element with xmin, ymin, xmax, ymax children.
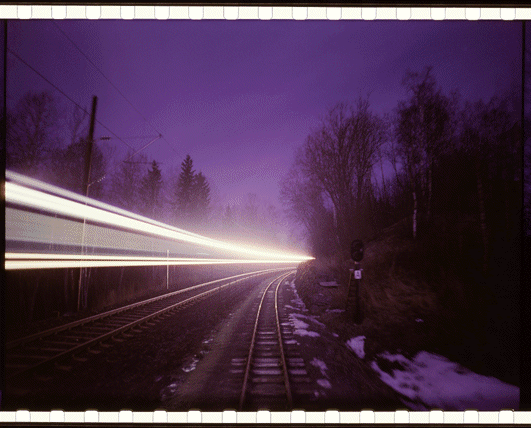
<box><xmin>51</xmin><ymin>22</ymin><xmax>180</xmax><ymax>156</ymax></box>
<box><xmin>7</xmin><ymin>48</ymin><xmax>134</xmax><ymax>152</ymax></box>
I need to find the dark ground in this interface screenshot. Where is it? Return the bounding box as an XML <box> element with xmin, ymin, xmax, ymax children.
<box><xmin>3</xmin><ymin>271</ymin><xmax>403</xmax><ymax>412</ymax></box>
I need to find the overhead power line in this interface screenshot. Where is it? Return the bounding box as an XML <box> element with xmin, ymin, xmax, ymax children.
<box><xmin>7</xmin><ymin>49</ymin><xmax>134</xmax><ymax>152</ymax></box>
<box><xmin>88</xmin><ymin>134</ymin><xmax>162</xmax><ymax>187</ymax></box>
<box><xmin>51</xmin><ymin>22</ymin><xmax>180</xmax><ymax>156</ymax></box>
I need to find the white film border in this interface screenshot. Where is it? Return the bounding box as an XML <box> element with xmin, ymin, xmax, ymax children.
<box><xmin>0</xmin><ymin>6</ymin><xmax>530</xmax><ymax>20</ymax></box>
<box><xmin>0</xmin><ymin>408</ymin><xmax>529</xmax><ymax>423</ymax></box>
<box><xmin>1</xmin><ymin>3</ymin><xmax>529</xmax><ymax>425</ymax></box>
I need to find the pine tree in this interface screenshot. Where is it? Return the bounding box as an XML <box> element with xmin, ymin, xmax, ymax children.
<box><xmin>175</xmin><ymin>154</ymin><xmax>195</xmax><ymax>221</ymax></box>
<box><xmin>140</xmin><ymin>160</ymin><xmax>163</xmax><ymax>219</ymax></box>
<box><xmin>191</xmin><ymin>171</ymin><xmax>211</xmax><ymax>223</ymax></box>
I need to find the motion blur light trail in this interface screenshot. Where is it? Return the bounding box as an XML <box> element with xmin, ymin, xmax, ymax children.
<box><xmin>6</xmin><ymin>254</ymin><xmax>301</xmax><ymax>270</ymax></box>
<box><xmin>5</xmin><ymin>171</ymin><xmax>313</xmax><ymax>270</ymax></box>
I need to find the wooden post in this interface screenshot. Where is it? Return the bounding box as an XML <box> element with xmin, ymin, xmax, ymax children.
<box><xmin>77</xmin><ymin>96</ymin><xmax>98</xmax><ymax>312</ymax></box>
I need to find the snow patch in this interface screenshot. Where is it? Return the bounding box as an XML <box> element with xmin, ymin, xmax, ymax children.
<box><xmin>317</xmin><ymin>379</ymin><xmax>332</xmax><ymax>389</ymax></box>
<box><xmin>182</xmin><ymin>356</ymin><xmax>200</xmax><ymax>373</ymax></box>
<box><xmin>160</xmin><ymin>381</ymin><xmax>179</xmax><ymax>400</ymax></box>
<box><xmin>289</xmin><ymin>281</ymin><xmax>309</xmax><ymax>312</ymax></box>
<box><xmin>311</xmin><ymin>358</ymin><xmax>328</xmax><ymax>377</ymax></box>
<box><xmin>290</xmin><ymin>317</ymin><xmax>309</xmax><ymax>330</ymax></box>
<box><xmin>289</xmin><ymin>313</ymin><xmax>320</xmax><ymax>337</ymax></box>
<box><xmin>290</xmin><ymin>313</ymin><xmax>325</xmax><ymax>327</ymax></box>
<box><xmin>294</xmin><ymin>329</ymin><xmax>320</xmax><ymax>337</ymax></box>
<box><xmin>371</xmin><ymin>351</ymin><xmax>520</xmax><ymax>411</ymax></box>
<box><xmin>346</xmin><ymin>336</ymin><xmax>366</xmax><ymax>359</ymax></box>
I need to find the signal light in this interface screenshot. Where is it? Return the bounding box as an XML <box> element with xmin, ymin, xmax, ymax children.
<box><xmin>350</xmin><ymin>239</ymin><xmax>364</xmax><ymax>262</ymax></box>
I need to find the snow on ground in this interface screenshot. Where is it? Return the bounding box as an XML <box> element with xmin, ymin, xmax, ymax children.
<box><xmin>290</xmin><ymin>316</ymin><xmax>310</xmax><ymax>330</ymax></box>
<box><xmin>287</xmin><ymin>280</ymin><xmax>320</xmax><ymax>336</ymax></box>
<box><xmin>293</xmin><ymin>327</ymin><xmax>320</xmax><ymax>337</ymax></box>
<box><xmin>370</xmin><ymin>351</ymin><xmax>520</xmax><ymax>411</ymax></box>
<box><xmin>346</xmin><ymin>336</ymin><xmax>366</xmax><ymax>359</ymax></box>
<box><xmin>311</xmin><ymin>358</ymin><xmax>328</xmax><ymax>377</ymax></box>
<box><xmin>289</xmin><ymin>280</ymin><xmax>308</xmax><ymax>311</ymax></box>
<box><xmin>181</xmin><ymin>356</ymin><xmax>199</xmax><ymax>373</ymax></box>
<box><xmin>317</xmin><ymin>379</ymin><xmax>332</xmax><ymax>389</ymax></box>
<box><xmin>291</xmin><ymin>312</ymin><xmax>325</xmax><ymax>327</ymax></box>
<box><xmin>289</xmin><ymin>313</ymin><xmax>321</xmax><ymax>337</ymax></box>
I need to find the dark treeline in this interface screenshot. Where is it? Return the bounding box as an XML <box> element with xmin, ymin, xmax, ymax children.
<box><xmin>5</xmin><ymin>92</ymin><xmax>217</xmax><ymax>320</ymax></box>
<box><xmin>281</xmin><ymin>66</ymin><xmax>522</xmax><ymax>282</ymax></box>
<box><xmin>281</xmin><ymin>66</ymin><xmax>522</xmax><ymax>385</ymax></box>
<box><xmin>6</xmin><ymin>91</ymin><xmax>212</xmax><ymax>227</ymax></box>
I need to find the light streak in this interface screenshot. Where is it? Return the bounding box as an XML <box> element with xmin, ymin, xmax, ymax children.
<box><xmin>5</xmin><ymin>254</ymin><xmax>299</xmax><ymax>270</ymax></box>
<box><xmin>6</xmin><ymin>171</ymin><xmax>314</xmax><ymax>268</ymax></box>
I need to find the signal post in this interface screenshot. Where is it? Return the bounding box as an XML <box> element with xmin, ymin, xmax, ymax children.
<box><xmin>347</xmin><ymin>239</ymin><xmax>364</xmax><ymax>324</ymax></box>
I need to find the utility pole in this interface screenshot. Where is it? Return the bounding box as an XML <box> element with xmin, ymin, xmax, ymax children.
<box><xmin>77</xmin><ymin>96</ymin><xmax>98</xmax><ymax>312</ymax></box>
<box><xmin>82</xmin><ymin>96</ymin><xmax>98</xmax><ymax>198</ymax></box>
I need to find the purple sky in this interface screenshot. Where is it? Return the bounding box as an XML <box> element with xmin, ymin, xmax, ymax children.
<box><xmin>7</xmin><ymin>19</ymin><xmax>522</xmax><ymax>212</ymax></box>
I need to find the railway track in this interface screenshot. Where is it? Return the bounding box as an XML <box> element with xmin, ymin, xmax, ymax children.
<box><xmin>237</xmin><ymin>271</ymin><xmax>311</xmax><ymax>411</ymax></box>
<box><xmin>6</xmin><ymin>268</ymin><xmax>289</xmax><ymax>380</ymax></box>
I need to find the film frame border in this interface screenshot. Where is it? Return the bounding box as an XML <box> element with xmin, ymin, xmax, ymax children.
<box><xmin>1</xmin><ymin>5</ymin><xmax>531</xmax><ymax>20</ymax></box>
<box><xmin>0</xmin><ymin>408</ymin><xmax>529</xmax><ymax>423</ymax></box>
<box><xmin>1</xmin><ymin>3</ymin><xmax>529</xmax><ymax>425</ymax></box>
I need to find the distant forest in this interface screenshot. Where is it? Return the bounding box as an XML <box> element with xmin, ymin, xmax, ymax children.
<box><xmin>280</xmin><ymin>65</ymin><xmax>524</xmax><ymax>282</ymax></box>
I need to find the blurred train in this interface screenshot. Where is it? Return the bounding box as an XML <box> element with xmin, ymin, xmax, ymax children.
<box><xmin>5</xmin><ymin>170</ymin><xmax>312</xmax><ymax>269</ymax></box>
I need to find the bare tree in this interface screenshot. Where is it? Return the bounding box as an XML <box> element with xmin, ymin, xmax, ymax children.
<box><xmin>280</xmin><ymin>151</ymin><xmax>339</xmax><ymax>257</ymax></box>
<box><xmin>108</xmin><ymin>151</ymin><xmax>147</xmax><ymax>213</ymax></box>
<box><xmin>49</xmin><ymin>138</ymin><xmax>108</xmax><ymax>198</ymax></box>
<box><xmin>7</xmin><ymin>91</ymin><xmax>62</xmax><ymax>178</ymax></box>
<box><xmin>394</xmin><ymin>67</ymin><xmax>453</xmax><ymax>238</ymax></box>
<box><xmin>299</xmin><ymin>97</ymin><xmax>386</xmax><ymax>255</ymax></box>
<box><xmin>68</xmin><ymin>104</ymin><xmax>89</xmax><ymax>147</ymax></box>
<box><xmin>460</xmin><ymin>96</ymin><xmax>519</xmax><ymax>274</ymax></box>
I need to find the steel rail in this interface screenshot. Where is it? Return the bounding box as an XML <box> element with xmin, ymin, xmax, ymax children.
<box><xmin>7</xmin><ymin>268</ymin><xmax>283</xmax><ymax>350</ymax></box>
<box><xmin>274</xmin><ymin>273</ymin><xmax>293</xmax><ymax>408</ymax></box>
<box><xmin>6</xmin><ymin>269</ymin><xmax>290</xmax><ymax>380</ymax></box>
<box><xmin>238</xmin><ymin>270</ymin><xmax>294</xmax><ymax>410</ymax></box>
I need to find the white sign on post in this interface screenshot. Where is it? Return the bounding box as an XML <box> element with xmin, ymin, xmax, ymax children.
<box><xmin>354</xmin><ymin>270</ymin><xmax>362</xmax><ymax>280</ymax></box>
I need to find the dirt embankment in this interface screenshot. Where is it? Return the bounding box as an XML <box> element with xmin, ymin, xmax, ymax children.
<box><xmin>294</xmin><ymin>219</ymin><xmax>520</xmax><ymax>387</ymax></box>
